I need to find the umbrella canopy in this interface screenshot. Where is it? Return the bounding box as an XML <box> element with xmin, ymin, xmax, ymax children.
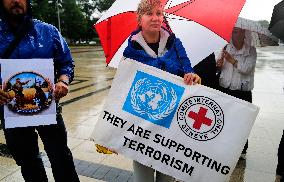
<box><xmin>236</xmin><ymin>17</ymin><xmax>278</xmax><ymax>47</ymax></box>
<box><xmin>269</xmin><ymin>0</ymin><xmax>284</xmax><ymax>42</ymax></box>
<box><xmin>95</xmin><ymin>0</ymin><xmax>246</xmax><ymax>68</ymax></box>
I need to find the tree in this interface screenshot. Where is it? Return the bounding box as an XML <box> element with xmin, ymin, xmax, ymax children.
<box><xmin>32</xmin><ymin>0</ymin><xmax>57</xmax><ymax>26</ymax></box>
<box><xmin>61</xmin><ymin>0</ymin><xmax>87</xmax><ymax>43</ymax></box>
<box><xmin>32</xmin><ymin>0</ymin><xmax>98</xmax><ymax>42</ymax></box>
<box><xmin>77</xmin><ymin>0</ymin><xmax>97</xmax><ymax>41</ymax></box>
<box><xmin>77</xmin><ymin>0</ymin><xmax>96</xmax><ymax>18</ymax></box>
<box><xmin>95</xmin><ymin>0</ymin><xmax>113</xmax><ymax>12</ymax></box>
<box><xmin>32</xmin><ymin>0</ymin><xmax>86</xmax><ymax>42</ymax></box>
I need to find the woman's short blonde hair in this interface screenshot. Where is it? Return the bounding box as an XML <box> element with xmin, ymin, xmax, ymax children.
<box><xmin>137</xmin><ymin>0</ymin><xmax>163</xmax><ymax>23</ymax></box>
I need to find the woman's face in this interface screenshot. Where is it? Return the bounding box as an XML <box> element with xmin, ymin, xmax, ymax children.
<box><xmin>232</xmin><ymin>27</ymin><xmax>246</xmax><ymax>47</ymax></box>
<box><xmin>139</xmin><ymin>5</ymin><xmax>163</xmax><ymax>34</ymax></box>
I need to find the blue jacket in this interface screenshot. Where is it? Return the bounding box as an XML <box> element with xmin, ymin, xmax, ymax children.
<box><xmin>123</xmin><ymin>28</ymin><xmax>194</xmax><ymax>77</ymax></box>
<box><xmin>0</xmin><ymin>19</ymin><xmax>74</xmax><ymax>81</ymax></box>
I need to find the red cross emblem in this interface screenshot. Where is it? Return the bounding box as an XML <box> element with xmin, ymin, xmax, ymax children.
<box><xmin>188</xmin><ymin>107</ymin><xmax>213</xmax><ymax>130</ymax></box>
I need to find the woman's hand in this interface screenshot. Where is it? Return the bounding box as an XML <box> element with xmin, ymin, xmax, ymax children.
<box><xmin>223</xmin><ymin>50</ymin><xmax>237</xmax><ymax>66</ymax></box>
<box><xmin>216</xmin><ymin>58</ymin><xmax>224</xmax><ymax>68</ymax></box>
<box><xmin>183</xmin><ymin>73</ymin><xmax>201</xmax><ymax>85</ymax></box>
<box><xmin>223</xmin><ymin>50</ymin><xmax>233</xmax><ymax>60</ymax></box>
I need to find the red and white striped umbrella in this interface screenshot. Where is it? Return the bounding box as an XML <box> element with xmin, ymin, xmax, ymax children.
<box><xmin>94</xmin><ymin>0</ymin><xmax>246</xmax><ymax>68</ymax></box>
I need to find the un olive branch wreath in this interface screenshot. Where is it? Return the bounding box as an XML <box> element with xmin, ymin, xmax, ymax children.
<box><xmin>130</xmin><ymin>78</ymin><xmax>177</xmax><ymax>120</ymax></box>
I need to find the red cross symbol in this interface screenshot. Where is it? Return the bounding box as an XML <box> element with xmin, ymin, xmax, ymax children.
<box><xmin>188</xmin><ymin>107</ymin><xmax>213</xmax><ymax>130</ymax></box>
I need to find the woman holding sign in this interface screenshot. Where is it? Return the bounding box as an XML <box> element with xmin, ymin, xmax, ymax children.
<box><xmin>122</xmin><ymin>0</ymin><xmax>200</xmax><ymax>181</ymax></box>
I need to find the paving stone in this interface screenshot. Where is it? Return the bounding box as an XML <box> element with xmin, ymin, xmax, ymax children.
<box><xmin>116</xmin><ymin>170</ymin><xmax>133</xmax><ymax>182</ymax></box>
<box><xmin>91</xmin><ymin>165</ymin><xmax>111</xmax><ymax>180</ymax></box>
<box><xmin>80</xmin><ymin>163</ymin><xmax>100</xmax><ymax>176</ymax></box>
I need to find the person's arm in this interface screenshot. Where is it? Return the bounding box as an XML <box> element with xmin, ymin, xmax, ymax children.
<box><xmin>52</xmin><ymin>27</ymin><xmax>74</xmax><ymax>100</ymax></box>
<box><xmin>175</xmin><ymin>38</ymin><xmax>201</xmax><ymax>85</ymax></box>
<box><xmin>53</xmin><ymin>27</ymin><xmax>74</xmax><ymax>83</ymax></box>
<box><xmin>174</xmin><ymin>38</ymin><xmax>194</xmax><ymax>73</ymax></box>
<box><xmin>216</xmin><ymin>50</ymin><xmax>225</xmax><ymax>69</ymax></box>
<box><xmin>22</xmin><ymin>80</ymin><xmax>31</xmax><ymax>85</ymax></box>
<box><xmin>54</xmin><ymin>74</ymin><xmax>70</xmax><ymax>100</ymax></box>
<box><xmin>223</xmin><ymin>47</ymin><xmax>256</xmax><ymax>75</ymax></box>
<box><xmin>235</xmin><ymin>47</ymin><xmax>257</xmax><ymax>75</ymax></box>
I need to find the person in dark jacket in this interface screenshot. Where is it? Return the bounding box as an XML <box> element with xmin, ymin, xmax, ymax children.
<box><xmin>123</xmin><ymin>0</ymin><xmax>200</xmax><ymax>181</ymax></box>
<box><xmin>0</xmin><ymin>0</ymin><xmax>80</xmax><ymax>181</ymax></box>
<box><xmin>193</xmin><ymin>53</ymin><xmax>217</xmax><ymax>89</ymax></box>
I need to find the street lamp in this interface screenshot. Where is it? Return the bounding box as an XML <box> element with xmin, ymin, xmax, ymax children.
<box><xmin>56</xmin><ymin>0</ymin><xmax>62</xmax><ymax>33</ymax></box>
<box><xmin>48</xmin><ymin>0</ymin><xmax>62</xmax><ymax>33</ymax></box>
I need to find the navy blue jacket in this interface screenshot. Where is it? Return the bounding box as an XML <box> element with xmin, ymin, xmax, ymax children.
<box><xmin>0</xmin><ymin>19</ymin><xmax>74</xmax><ymax>81</ymax></box>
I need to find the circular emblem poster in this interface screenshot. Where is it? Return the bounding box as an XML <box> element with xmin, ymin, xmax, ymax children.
<box><xmin>4</xmin><ymin>72</ymin><xmax>53</xmax><ymax>115</ymax></box>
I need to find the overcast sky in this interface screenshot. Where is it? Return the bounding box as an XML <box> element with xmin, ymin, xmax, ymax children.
<box><xmin>239</xmin><ymin>0</ymin><xmax>282</xmax><ymax>21</ymax></box>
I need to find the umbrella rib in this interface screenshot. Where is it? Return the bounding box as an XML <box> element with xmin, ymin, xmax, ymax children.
<box><xmin>165</xmin><ymin>15</ymin><xmax>227</xmax><ymax>42</ymax></box>
<box><xmin>166</xmin><ymin>0</ymin><xmax>174</xmax><ymax>9</ymax></box>
<box><xmin>169</xmin><ymin>0</ymin><xmax>197</xmax><ymax>14</ymax></box>
<box><xmin>164</xmin><ymin>15</ymin><xmax>193</xmax><ymax>21</ymax></box>
<box><xmin>97</xmin><ymin>11</ymin><xmax>136</xmax><ymax>24</ymax></box>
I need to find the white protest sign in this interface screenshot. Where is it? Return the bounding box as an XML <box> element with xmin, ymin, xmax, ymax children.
<box><xmin>0</xmin><ymin>59</ymin><xmax>56</xmax><ymax>128</ymax></box>
<box><xmin>92</xmin><ymin>58</ymin><xmax>259</xmax><ymax>182</ymax></box>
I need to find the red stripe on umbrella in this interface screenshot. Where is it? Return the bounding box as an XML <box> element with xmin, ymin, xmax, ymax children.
<box><xmin>165</xmin><ymin>0</ymin><xmax>246</xmax><ymax>42</ymax></box>
<box><xmin>95</xmin><ymin>12</ymin><xmax>138</xmax><ymax>65</ymax></box>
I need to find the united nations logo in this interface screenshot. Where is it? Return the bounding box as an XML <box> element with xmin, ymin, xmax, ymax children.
<box><xmin>123</xmin><ymin>71</ymin><xmax>185</xmax><ymax>128</ymax></box>
<box><xmin>177</xmin><ymin>96</ymin><xmax>224</xmax><ymax>141</ymax></box>
<box><xmin>130</xmin><ymin>78</ymin><xmax>177</xmax><ymax>120</ymax></box>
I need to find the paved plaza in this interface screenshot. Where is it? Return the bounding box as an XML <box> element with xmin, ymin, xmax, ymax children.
<box><xmin>0</xmin><ymin>46</ymin><xmax>284</xmax><ymax>182</ymax></box>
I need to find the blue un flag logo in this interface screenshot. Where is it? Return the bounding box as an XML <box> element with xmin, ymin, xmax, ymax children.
<box><xmin>123</xmin><ymin>71</ymin><xmax>185</xmax><ymax>128</ymax></box>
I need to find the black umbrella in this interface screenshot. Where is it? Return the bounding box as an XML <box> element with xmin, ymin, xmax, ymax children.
<box><xmin>269</xmin><ymin>0</ymin><xmax>284</xmax><ymax>41</ymax></box>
